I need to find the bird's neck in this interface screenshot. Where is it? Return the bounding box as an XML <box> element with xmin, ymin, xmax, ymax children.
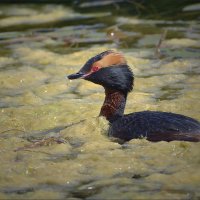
<box><xmin>100</xmin><ymin>88</ymin><xmax>127</xmax><ymax>122</ymax></box>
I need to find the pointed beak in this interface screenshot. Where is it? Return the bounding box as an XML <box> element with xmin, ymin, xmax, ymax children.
<box><xmin>67</xmin><ymin>72</ymin><xmax>85</xmax><ymax>80</ymax></box>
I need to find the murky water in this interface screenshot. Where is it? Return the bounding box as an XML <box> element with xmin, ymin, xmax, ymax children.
<box><xmin>0</xmin><ymin>4</ymin><xmax>200</xmax><ymax>199</ymax></box>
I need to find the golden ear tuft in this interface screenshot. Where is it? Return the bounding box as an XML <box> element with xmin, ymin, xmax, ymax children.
<box><xmin>99</xmin><ymin>52</ymin><xmax>127</xmax><ymax>67</ymax></box>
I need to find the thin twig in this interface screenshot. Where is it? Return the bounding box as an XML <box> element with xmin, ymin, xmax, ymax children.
<box><xmin>155</xmin><ymin>29</ymin><xmax>168</xmax><ymax>58</ymax></box>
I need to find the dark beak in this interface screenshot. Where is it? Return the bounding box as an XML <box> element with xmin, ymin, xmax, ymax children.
<box><xmin>67</xmin><ymin>72</ymin><xmax>84</xmax><ymax>80</ymax></box>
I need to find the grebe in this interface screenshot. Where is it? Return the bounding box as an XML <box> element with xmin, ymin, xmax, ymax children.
<box><xmin>68</xmin><ymin>50</ymin><xmax>200</xmax><ymax>142</ymax></box>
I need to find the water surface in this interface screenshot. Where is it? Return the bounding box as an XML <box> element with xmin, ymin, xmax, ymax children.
<box><xmin>0</xmin><ymin>4</ymin><xmax>200</xmax><ymax>199</ymax></box>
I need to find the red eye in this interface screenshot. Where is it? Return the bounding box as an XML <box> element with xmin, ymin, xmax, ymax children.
<box><xmin>92</xmin><ymin>65</ymin><xmax>99</xmax><ymax>72</ymax></box>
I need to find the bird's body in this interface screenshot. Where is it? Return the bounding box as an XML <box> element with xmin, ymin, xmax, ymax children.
<box><xmin>110</xmin><ymin>111</ymin><xmax>200</xmax><ymax>142</ymax></box>
<box><xmin>68</xmin><ymin>50</ymin><xmax>200</xmax><ymax>142</ymax></box>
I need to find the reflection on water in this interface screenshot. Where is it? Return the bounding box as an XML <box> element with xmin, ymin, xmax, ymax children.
<box><xmin>0</xmin><ymin>3</ymin><xmax>200</xmax><ymax>199</ymax></box>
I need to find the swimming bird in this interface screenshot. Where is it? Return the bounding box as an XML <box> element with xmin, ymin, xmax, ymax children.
<box><xmin>68</xmin><ymin>50</ymin><xmax>200</xmax><ymax>142</ymax></box>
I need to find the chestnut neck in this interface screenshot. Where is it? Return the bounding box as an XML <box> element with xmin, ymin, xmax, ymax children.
<box><xmin>99</xmin><ymin>88</ymin><xmax>127</xmax><ymax>122</ymax></box>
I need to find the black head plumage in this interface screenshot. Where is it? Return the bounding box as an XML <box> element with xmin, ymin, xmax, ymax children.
<box><xmin>85</xmin><ymin>65</ymin><xmax>134</xmax><ymax>94</ymax></box>
<box><xmin>68</xmin><ymin>50</ymin><xmax>134</xmax><ymax>94</ymax></box>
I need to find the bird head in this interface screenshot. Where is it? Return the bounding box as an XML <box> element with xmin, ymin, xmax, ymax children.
<box><xmin>68</xmin><ymin>50</ymin><xmax>134</xmax><ymax>94</ymax></box>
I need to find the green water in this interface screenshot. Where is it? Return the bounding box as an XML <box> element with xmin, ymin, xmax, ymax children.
<box><xmin>0</xmin><ymin>3</ymin><xmax>200</xmax><ymax>199</ymax></box>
